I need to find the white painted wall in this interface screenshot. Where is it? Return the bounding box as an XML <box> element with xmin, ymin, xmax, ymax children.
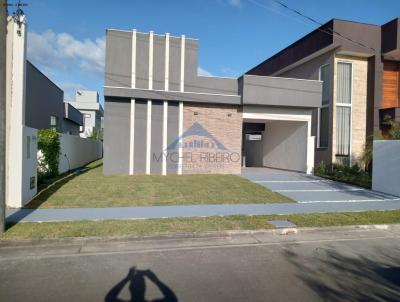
<box><xmin>5</xmin><ymin>17</ymin><xmax>37</xmax><ymax>208</ymax></box>
<box><xmin>6</xmin><ymin>126</ymin><xmax>37</xmax><ymax>208</ymax></box>
<box><xmin>58</xmin><ymin>134</ymin><xmax>103</xmax><ymax>174</ymax></box>
<box><xmin>243</xmin><ymin>105</ymin><xmax>315</xmax><ymax>174</ymax></box>
<box><xmin>372</xmin><ymin>140</ymin><xmax>400</xmax><ymax>197</ymax></box>
<box><xmin>263</xmin><ymin>120</ymin><xmax>308</xmax><ymax>172</ymax></box>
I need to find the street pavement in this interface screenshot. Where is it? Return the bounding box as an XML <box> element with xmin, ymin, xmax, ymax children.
<box><xmin>1</xmin><ymin>225</ymin><xmax>400</xmax><ymax>301</ymax></box>
<box><xmin>6</xmin><ymin>200</ymin><xmax>400</xmax><ymax>223</ymax></box>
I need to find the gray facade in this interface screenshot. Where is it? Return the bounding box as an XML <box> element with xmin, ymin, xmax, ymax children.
<box><xmin>25</xmin><ymin>61</ymin><xmax>83</xmax><ymax>134</ymax></box>
<box><xmin>103</xmin><ymin>99</ymin><xmax>130</xmax><ymax>175</ymax></box>
<box><xmin>103</xmin><ymin>29</ymin><xmax>322</xmax><ymax>175</ymax></box>
<box><xmin>247</xmin><ymin>18</ymin><xmax>400</xmax><ymax>134</ymax></box>
<box><xmin>240</xmin><ymin>75</ymin><xmax>322</xmax><ymax>108</ymax></box>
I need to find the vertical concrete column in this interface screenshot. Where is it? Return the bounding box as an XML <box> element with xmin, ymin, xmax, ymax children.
<box><xmin>162</xmin><ymin>101</ymin><xmax>168</xmax><ymax>175</ymax></box>
<box><xmin>146</xmin><ymin>100</ymin><xmax>152</xmax><ymax>175</ymax></box>
<box><xmin>0</xmin><ymin>0</ymin><xmax>7</xmax><ymax>231</ymax></box>
<box><xmin>178</xmin><ymin>35</ymin><xmax>185</xmax><ymax>175</ymax></box>
<box><xmin>145</xmin><ymin>31</ymin><xmax>154</xmax><ymax>175</ymax></box>
<box><xmin>6</xmin><ymin>15</ymin><xmax>28</xmax><ymax>206</ymax></box>
<box><xmin>129</xmin><ymin>29</ymin><xmax>137</xmax><ymax>175</ymax></box>
<box><xmin>306</xmin><ymin>119</ymin><xmax>315</xmax><ymax>174</ymax></box>
<box><xmin>162</xmin><ymin>33</ymin><xmax>170</xmax><ymax>176</ymax></box>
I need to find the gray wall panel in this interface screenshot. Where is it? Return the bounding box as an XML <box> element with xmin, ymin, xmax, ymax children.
<box><xmin>184</xmin><ymin>39</ymin><xmax>198</xmax><ymax>88</ymax></box>
<box><xmin>136</xmin><ymin>33</ymin><xmax>149</xmax><ymax>89</ymax></box>
<box><xmin>186</xmin><ymin>76</ymin><xmax>238</xmax><ymax>95</ymax></box>
<box><xmin>62</xmin><ymin>119</ymin><xmax>80</xmax><ymax>136</ymax></box>
<box><xmin>241</xmin><ymin>75</ymin><xmax>322</xmax><ymax>108</ymax></box>
<box><xmin>105</xmin><ymin>30</ymin><xmax>132</xmax><ymax>87</ymax></box>
<box><xmin>153</xmin><ymin>35</ymin><xmax>166</xmax><ymax>90</ymax></box>
<box><xmin>167</xmin><ymin>102</ymin><xmax>179</xmax><ymax>174</ymax></box>
<box><xmin>169</xmin><ymin>37</ymin><xmax>181</xmax><ymax>91</ymax></box>
<box><xmin>25</xmin><ymin>61</ymin><xmax>65</xmax><ymax>131</ymax></box>
<box><xmin>103</xmin><ymin>100</ymin><xmax>130</xmax><ymax>175</ymax></box>
<box><xmin>151</xmin><ymin>101</ymin><xmax>163</xmax><ymax>174</ymax></box>
<box><xmin>134</xmin><ymin>100</ymin><xmax>147</xmax><ymax>173</ymax></box>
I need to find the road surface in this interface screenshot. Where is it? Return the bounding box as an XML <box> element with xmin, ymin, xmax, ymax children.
<box><xmin>1</xmin><ymin>225</ymin><xmax>400</xmax><ymax>301</ymax></box>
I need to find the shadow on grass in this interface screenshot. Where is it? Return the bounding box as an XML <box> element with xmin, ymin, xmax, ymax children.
<box><xmin>26</xmin><ymin>160</ymin><xmax>103</xmax><ymax>209</ymax></box>
<box><xmin>284</xmin><ymin>246</ymin><xmax>400</xmax><ymax>301</ymax></box>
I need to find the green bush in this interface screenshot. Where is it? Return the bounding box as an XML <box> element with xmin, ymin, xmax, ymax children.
<box><xmin>388</xmin><ymin>119</ymin><xmax>400</xmax><ymax>140</ymax></box>
<box><xmin>37</xmin><ymin>129</ymin><xmax>60</xmax><ymax>179</ymax></box>
<box><xmin>314</xmin><ymin>161</ymin><xmax>328</xmax><ymax>175</ymax></box>
<box><xmin>315</xmin><ymin>162</ymin><xmax>371</xmax><ymax>188</ymax></box>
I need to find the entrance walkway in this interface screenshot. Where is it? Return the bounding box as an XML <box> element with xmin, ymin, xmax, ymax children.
<box><xmin>6</xmin><ymin>200</ymin><xmax>400</xmax><ymax>223</ymax></box>
<box><xmin>241</xmin><ymin>167</ymin><xmax>399</xmax><ymax>203</ymax></box>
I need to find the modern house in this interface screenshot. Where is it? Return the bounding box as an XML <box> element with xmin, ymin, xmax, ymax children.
<box><xmin>68</xmin><ymin>90</ymin><xmax>104</xmax><ymax>138</ymax></box>
<box><xmin>25</xmin><ymin>61</ymin><xmax>83</xmax><ymax>135</ymax></box>
<box><xmin>247</xmin><ymin>18</ymin><xmax>400</xmax><ymax>167</ymax></box>
<box><xmin>103</xmin><ymin>30</ymin><xmax>322</xmax><ymax>175</ymax></box>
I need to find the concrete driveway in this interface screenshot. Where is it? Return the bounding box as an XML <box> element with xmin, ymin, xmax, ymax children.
<box><xmin>241</xmin><ymin>167</ymin><xmax>398</xmax><ymax>203</ymax></box>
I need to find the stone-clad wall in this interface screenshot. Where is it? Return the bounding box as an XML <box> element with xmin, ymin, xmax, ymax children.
<box><xmin>333</xmin><ymin>55</ymin><xmax>368</xmax><ymax>164</ymax></box>
<box><xmin>182</xmin><ymin>103</ymin><xmax>242</xmax><ymax>174</ymax></box>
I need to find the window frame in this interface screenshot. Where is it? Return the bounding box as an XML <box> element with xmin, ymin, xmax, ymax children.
<box><xmin>335</xmin><ymin>60</ymin><xmax>353</xmax><ymax>165</ymax></box>
<box><xmin>50</xmin><ymin>115</ymin><xmax>59</xmax><ymax>131</ymax></box>
<box><xmin>317</xmin><ymin>63</ymin><xmax>330</xmax><ymax>149</ymax></box>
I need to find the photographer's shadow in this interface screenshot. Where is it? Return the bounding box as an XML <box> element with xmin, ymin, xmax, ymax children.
<box><xmin>105</xmin><ymin>267</ymin><xmax>178</xmax><ymax>302</ymax></box>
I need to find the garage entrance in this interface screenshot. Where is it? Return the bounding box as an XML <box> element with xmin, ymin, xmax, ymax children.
<box><xmin>242</xmin><ymin>106</ymin><xmax>315</xmax><ymax>174</ymax></box>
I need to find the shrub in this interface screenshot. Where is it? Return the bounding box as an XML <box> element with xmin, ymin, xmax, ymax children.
<box><xmin>388</xmin><ymin>119</ymin><xmax>400</xmax><ymax>140</ymax></box>
<box><xmin>314</xmin><ymin>161</ymin><xmax>328</xmax><ymax>175</ymax></box>
<box><xmin>37</xmin><ymin>129</ymin><xmax>60</xmax><ymax>179</ymax></box>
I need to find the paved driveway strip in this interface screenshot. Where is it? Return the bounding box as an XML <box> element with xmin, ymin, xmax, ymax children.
<box><xmin>6</xmin><ymin>200</ymin><xmax>400</xmax><ymax>223</ymax></box>
<box><xmin>241</xmin><ymin>167</ymin><xmax>398</xmax><ymax>203</ymax></box>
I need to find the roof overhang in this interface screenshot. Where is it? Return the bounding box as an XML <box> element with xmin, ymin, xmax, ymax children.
<box><xmin>104</xmin><ymin>86</ymin><xmax>241</xmax><ymax>105</ymax></box>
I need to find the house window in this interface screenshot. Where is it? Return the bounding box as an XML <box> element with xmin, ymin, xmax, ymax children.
<box><xmin>336</xmin><ymin>62</ymin><xmax>352</xmax><ymax>165</ymax></box>
<box><xmin>317</xmin><ymin>64</ymin><xmax>330</xmax><ymax>148</ymax></box>
<box><xmin>50</xmin><ymin>115</ymin><xmax>58</xmax><ymax>131</ymax></box>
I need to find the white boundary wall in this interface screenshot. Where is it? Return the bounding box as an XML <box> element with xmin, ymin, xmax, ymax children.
<box><xmin>58</xmin><ymin>134</ymin><xmax>103</xmax><ymax>174</ymax></box>
<box><xmin>6</xmin><ymin>126</ymin><xmax>37</xmax><ymax>208</ymax></box>
<box><xmin>372</xmin><ymin>140</ymin><xmax>400</xmax><ymax>197</ymax></box>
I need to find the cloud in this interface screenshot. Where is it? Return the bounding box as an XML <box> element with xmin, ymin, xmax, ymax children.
<box><xmin>227</xmin><ymin>0</ymin><xmax>241</xmax><ymax>7</ymax></box>
<box><xmin>198</xmin><ymin>67</ymin><xmax>213</xmax><ymax>77</ymax></box>
<box><xmin>27</xmin><ymin>30</ymin><xmax>105</xmax><ymax>77</ymax></box>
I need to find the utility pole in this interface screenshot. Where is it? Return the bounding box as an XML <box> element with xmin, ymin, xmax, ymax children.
<box><xmin>0</xmin><ymin>0</ymin><xmax>7</xmax><ymax>234</ymax></box>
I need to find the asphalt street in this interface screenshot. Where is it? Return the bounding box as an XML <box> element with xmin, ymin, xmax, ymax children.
<box><xmin>1</xmin><ymin>225</ymin><xmax>400</xmax><ymax>302</ymax></box>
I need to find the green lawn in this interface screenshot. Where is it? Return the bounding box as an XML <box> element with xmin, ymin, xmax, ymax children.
<box><xmin>3</xmin><ymin>210</ymin><xmax>400</xmax><ymax>240</ymax></box>
<box><xmin>26</xmin><ymin>160</ymin><xmax>292</xmax><ymax>208</ymax></box>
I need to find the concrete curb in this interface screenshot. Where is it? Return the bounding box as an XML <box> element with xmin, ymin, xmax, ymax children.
<box><xmin>1</xmin><ymin>223</ymin><xmax>400</xmax><ymax>248</ymax></box>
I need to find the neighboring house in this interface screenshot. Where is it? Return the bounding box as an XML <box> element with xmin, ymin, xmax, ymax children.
<box><xmin>25</xmin><ymin>61</ymin><xmax>83</xmax><ymax>135</ymax></box>
<box><xmin>246</xmin><ymin>18</ymin><xmax>400</xmax><ymax>167</ymax></box>
<box><xmin>103</xmin><ymin>30</ymin><xmax>322</xmax><ymax>175</ymax></box>
<box><xmin>68</xmin><ymin>90</ymin><xmax>104</xmax><ymax>138</ymax></box>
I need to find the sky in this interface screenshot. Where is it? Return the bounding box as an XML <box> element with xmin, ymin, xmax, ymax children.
<box><xmin>13</xmin><ymin>0</ymin><xmax>400</xmax><ymax>104</ymax></box>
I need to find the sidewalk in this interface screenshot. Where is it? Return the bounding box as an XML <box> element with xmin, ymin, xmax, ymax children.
<box><xmin>6</xmin><ymin>199</ymin><xmax>400</xmax><ymax>223</ymax></box>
